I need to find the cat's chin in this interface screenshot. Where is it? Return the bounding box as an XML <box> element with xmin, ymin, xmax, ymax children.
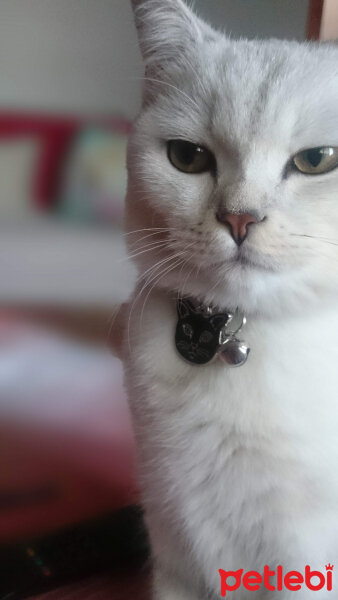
<box><xmin>228</xmin><ymin>256</ymin><xmax>276</xmax><ymax>273</ymax></box>
<box><xmin>160</xmin><ymin>261</ymin><xmax>318</xmax><ymax>318</ymax></box>
<box><xmin>153</xmin><ymin>245</ymin><xmax>328</xmax><ymax>318</ymax></box>
<box><xmin>228</xmin><ymin>243</ymin><xmax>284</xmax><ymax>273</ymax></box>
<box><xmin>160</xmin><ymin>264</ymin><xmax>275</xmax><ymax>315</ymax></box>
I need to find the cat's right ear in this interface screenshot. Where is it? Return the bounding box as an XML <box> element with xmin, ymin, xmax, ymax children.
<box><xmin>130</xmin><ymin>0</ymin><xmax>218</xmax><ymax>68</ymax></box>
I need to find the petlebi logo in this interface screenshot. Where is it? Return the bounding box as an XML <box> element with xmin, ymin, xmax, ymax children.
<box><xmin>219</xmin><ymin>564</ymin><xmax>334</xmax><ymax>596</ymax></box>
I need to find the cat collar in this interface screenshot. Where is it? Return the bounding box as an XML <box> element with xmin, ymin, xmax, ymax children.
<box><xmin>175</xmin><ymin>298</ymin><xmax>250</xmax><ymax>367</ymax></box>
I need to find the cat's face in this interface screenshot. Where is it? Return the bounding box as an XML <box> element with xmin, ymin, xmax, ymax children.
<box><xmin>127</xmin><ymin>0</ymin><xmax>338</xmax><ymax>316</ymax></box>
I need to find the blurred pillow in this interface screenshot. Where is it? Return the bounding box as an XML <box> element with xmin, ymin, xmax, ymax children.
<box><xmin>0</xmin><ymin>138</ymin><xmax>40</xmax><ymax>218</ymax></box>
<box><xmin>59</xmin><ymin>127</ymin><xmax>128</xmax><ymax>225</ymax></box>
<box><xmin>0</xmin><ymin>113</ymin><xmax>81</xmax><ymax>210</ymax></box>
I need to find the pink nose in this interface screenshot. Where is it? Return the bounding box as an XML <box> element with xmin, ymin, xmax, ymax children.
<box><xmin>217</xmin><ymin>212</ymin><xmax>259</xmax><ymax>246</ymax></box>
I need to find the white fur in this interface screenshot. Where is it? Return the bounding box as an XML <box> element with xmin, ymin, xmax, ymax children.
<box><xmin>124</xmin><ymin>1</ymin><xmax>338</xmax><ymax>598</ymax></box>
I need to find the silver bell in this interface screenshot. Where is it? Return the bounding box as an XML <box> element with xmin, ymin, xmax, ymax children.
<box><xmin>219</xmin><ymin>339</ymin><xmax>250</xmax><ymax>367</ymax></box>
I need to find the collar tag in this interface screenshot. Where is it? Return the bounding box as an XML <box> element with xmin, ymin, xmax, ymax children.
<box><xmin>175</xmin><ymin>299</ymin><xmax>250</xmax><ymax>367</ymax></box>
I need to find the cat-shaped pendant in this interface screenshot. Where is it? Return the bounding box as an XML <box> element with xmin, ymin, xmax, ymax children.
<box><xmin>175</xmin><ymin>299</ymin><xmax>250</xmax><ymax>367</ymax></box>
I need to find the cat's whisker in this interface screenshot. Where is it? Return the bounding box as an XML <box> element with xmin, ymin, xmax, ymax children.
<box><xmin>290</xmin><ymin>233</ymin><xmax>338</xmax><ymax>247</ymax></box>
<box><xmin>119</xmin><ymin>246</ymin><xmax>167</xmax><ymax>265</ymax></box>
<box><xmin>106</xmin><ymin>304</ymin><xmax>125</xmax><ymax>346</ymax></box>
<box><xmin>181</xmin><ymin>259</ymin><xmax>198</xmax><ymax>298</ymax></box>
<box><xmin>128</xmin><ymin>239</ymin><xmax>170</xmax><ymax>255</ymax></box>
<box><xmin>140</xmin><ymin>252</ymin><xmax>178</xmax><ymax>281</ymax></box>
<box><xmin>175</xmin><ymin>253</ymin><xmax>195</xmax><ymax>304</ymax></box>
<box><xmin>126</xmin><ymin>247</ymin><xmax>194</xmax><ymax>353</ymax></box>
<box><xmin>206</xmin><ymin>272</ymin><xmax>224</xmax><ymax>299</ymax></box>
<box><xmin>127</xmin><ymin>257</ymin><xmax>178</xmax><ymax>353</ymax></box>
<box><xmin>176</xmin><ymin>243</ymin><xmax>206</xmax><ymax>301</ymax></box>
<box><xmin>141</xmin><ymin>241</ymin><xmax>198</xmax><ymax>282</ymax></box>
<box><xmin>177</xmin><ymin>252</ymin><xmax>195</xmax><ymax>284</ymax></box>
<box><xmin>123</xmin><ymin>227</ymin><xmax>170</xmax><ymax>237</ymax></box>
<box><xmin>128</xmin><ymin>231</ymin><xmax>170</xmax><ymax>247</ymax></box>
<box><xmin>139</xmin><ymin>257</ymin><xmax>187</xmax><ymax>328</ymax></box>
<box><xmin>119</xmin><ymin>241</ymin><xmax>169</xmax><ymax>263</ymax></box>
<box><xmin>133</xmin><ymin>242</ymin><xmax>199</xmax><ymax>338</ymax></box>
<box><xmin>140</xmin><ymin>245</ymin><xmax>196</xmax><ymax>292</ymax></box>
<box><xmin>205</xmin><ymin>261</ymin><xmax>239</xmax><ymax>303</ymax></box>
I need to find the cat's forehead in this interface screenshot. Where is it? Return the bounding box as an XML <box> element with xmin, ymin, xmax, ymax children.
<box><xmin>161</xmin><ymin>39</ymin><xmax>338</xmax><ymax>153</ymax></box>
<box><xmin>208</xmin><ymin>40</ymin><xmax>338</xmax><ymax>148</ymax></box>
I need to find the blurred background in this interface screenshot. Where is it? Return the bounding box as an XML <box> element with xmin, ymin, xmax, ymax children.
<box><xmin>0</xmin><ymin>1</ymin><xmax>336</xmax><ymax>599</ymax></box>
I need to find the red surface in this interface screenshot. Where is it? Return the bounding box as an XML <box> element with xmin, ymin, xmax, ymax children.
<box><xmin>0</xmin><ymin>421</ymin><xmax>139</xmax><ymax>543</ymax></box>
<box><xmin>0</xmin><ymin>312</ymin><xmax>139</xmax><ymax>543</ymax></box>
<box><xmin>306</xmin><ymin>0</ymin><xmax>324</xmax><ymax>40</ymax></box>
<box><xmin>30</xmin><ymin>571</ymin><xmax>150</xmax><ymax>600</ymax></box>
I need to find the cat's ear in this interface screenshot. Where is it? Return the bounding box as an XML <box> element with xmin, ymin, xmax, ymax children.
<box><xmin>177</xmin><ymin>298</ymin><xmax>192</xmax><ymax>319</ymax></box>
<box><xmin>130</xmin><ymin>0</ymin><xmax>218</xmax><ymax>67</ymax></box>
<box><xmin>209</xmin><ymin>314</ymin><xmax>228</xmax><ymax>332</ymax></box>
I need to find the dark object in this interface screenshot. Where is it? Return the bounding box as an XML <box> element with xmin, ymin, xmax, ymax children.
<box><xmin>306</xmin><ymin>0</ymin><xmax>324</xmax><ymax>40</ymax></box>
<box><xmin>0</xmin><ymin>505</ymin><xmax>149</xmax><ymax>600</ymax></box>
<box><xmin>175</xmin><ymin>299</ymin><xmax>229</xmax><ymax>365</ymax></box>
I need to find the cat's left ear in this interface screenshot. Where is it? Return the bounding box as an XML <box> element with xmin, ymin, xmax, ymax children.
<box><xmin>130</xmin><ymin>0</ymin><xmax>218</xmax><ymax>67</ymax></box>
<box><xmin>209</xmin><ymin>314</ymin><xmax>229</xmax><ymax>332</ymax></box>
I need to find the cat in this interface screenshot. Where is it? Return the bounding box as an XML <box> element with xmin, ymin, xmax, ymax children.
<box><xmin>116</xmin><ymin>1</ymin><xmax>338</xmax><ymax>598</ymax></box>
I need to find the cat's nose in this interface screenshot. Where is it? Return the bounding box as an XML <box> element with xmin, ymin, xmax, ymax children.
<box><xmin>216</xmin><ymin>211</ymin><xmax>261</xmax><ymax>246</ymax></box>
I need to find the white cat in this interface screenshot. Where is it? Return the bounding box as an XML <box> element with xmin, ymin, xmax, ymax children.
<box><xmin>117</xmin><ymin>1</ymin><xmax>338</xmax><ymax>598</ymax></box>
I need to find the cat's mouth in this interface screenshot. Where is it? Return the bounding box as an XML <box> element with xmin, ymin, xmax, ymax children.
<box><xmin>232</xmin><ymin>249</ymin><xmax>276</xmax><ymax>272</ymax></box>
<box><xmin>237</xmin><ymin>254</ymin><xmax>262</xmax><ymax>268</ymax></box>
<box><xmin>207</xmin><ymin>250</ymin><xmax>277</xmax><ymax>273</ymax></box>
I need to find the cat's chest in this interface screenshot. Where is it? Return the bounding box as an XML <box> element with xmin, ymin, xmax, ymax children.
<box><xmin>126</xmin><ymin>293</ymin><xmax>338</xmax><ymax>546</ymax></box>
<box><xmin>127</xmin><ymin>292</ymin><xmax>338</xmax><ymax>438</ymax></box>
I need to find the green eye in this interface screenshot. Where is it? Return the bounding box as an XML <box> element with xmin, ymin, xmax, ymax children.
<box><xmin>293</xmin><ymin>147</ymin><xmax>338</xmax><ymax>175</ymax></box>
<box><xmin>167</xmin><ymin>140</ymin><xmax>215</xmax><ymax>174</ymax></box>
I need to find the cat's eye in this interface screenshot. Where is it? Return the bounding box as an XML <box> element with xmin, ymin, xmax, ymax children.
<box><xmin>182</xmin><ymin>323</ymin><xmax>193</xmax><ymax>338</ymax></box>
<box><xmin>167</xmin><ymin>140</ymin><xmax>215</xmax><ymax>174</ymax></box>
<box><xmin>199</xmin><ymin>331</ymin><xmax>213</xmax><ymax>344</ymax></box>
<box><xmin>293</xmin><ymin>147</ymin><xmax>338</xmax><ymax>175</ymax></box>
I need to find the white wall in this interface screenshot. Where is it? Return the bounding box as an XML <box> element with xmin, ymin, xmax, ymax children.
<box><xmin>0</xmin><ymin>0</ymin><xmax>143</xmax><ymax>117</ymax></box>
<box><xmin>0</xmin><ymin>0</ymin><xmax>309</xmax><ymax>120</ymax></box>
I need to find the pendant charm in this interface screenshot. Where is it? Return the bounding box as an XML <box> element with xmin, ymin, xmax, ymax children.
<box><xmin>175</xmin><ymin>299</ymin><xmax>250</xmax><ymax>367</ymax></box>
<box><xmin>175</xmin><ymin>299</ymin><xmax>230</xmax><ymax>365</ymax></box>
<box><xmin>218</xmin><ymin>309</ymin><xmax>250</xmax><ymax>367</ymax></box>
<box><xmin>219</xmin><ymin>339</ymin><xmax>250</xmax><ymax>367</ymax></box>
